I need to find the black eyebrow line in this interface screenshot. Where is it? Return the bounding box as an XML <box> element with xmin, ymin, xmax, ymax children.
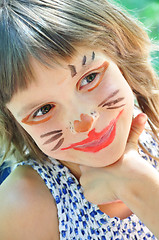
<box><xmin>68</xmin><ymin>51</ymin><xmax>96</xmax><ymax>78</ymax></box>
<box><xmin>68</xmin><ymin>65</ymin><xmax>77</xmax><ymax>77</ymax></box>
<box><xmin>92</xmin><ymin>51</ymin><xmax>95</xmax><ymax>61</ymax></box>
<box><xmin>98</xmin><ymin>89</ymin><xmax>120</xmax><ymax>107</ymax></box>
<box><xmin>40</xmin><ymin>130</ymin><xmax>62</xmax><ymax>138</ymax></box>
<box><xmin>82</xmin><ymin>55</ymin><xmax>87</xmax><ymax>66</ymax></box>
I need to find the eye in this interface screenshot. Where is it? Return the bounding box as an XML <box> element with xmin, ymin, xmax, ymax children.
<box><xmin>21</xmin><ymin>103</ymin><xmax>55</xmax><ymax>125</ymax></box>
<box><xmin>33</xmin><ymin>104</ymin><xmax>54</xmax><ymax>118</ymax></box>
<box><xmin>80</xmin><ymin>73</ymin><xmax>98</xmax><ymax>88</ymax></box>
<box><xmin>77</xmin><ymin>72</ymin><xmax>100</xmax><ymax>91</ymax></box>
<box><xmin>77</xmin><ymin>61</ymin><xmax>109</xmax><ymax>92</ymax></box>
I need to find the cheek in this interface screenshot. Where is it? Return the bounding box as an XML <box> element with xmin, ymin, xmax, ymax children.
<box><xmin>21</xmin><ymin>125</ymin><xmax>43</xmax><ymax>142</ymax></box>
<box><xmin>24</xmin><ymin>127</ymin><xmax>49</xmax><ymax>152</ymax></box>
<box><xmin>26</xmin><ymin>125</ymin><xmax>66</xmax><ymax>154</ymax></box>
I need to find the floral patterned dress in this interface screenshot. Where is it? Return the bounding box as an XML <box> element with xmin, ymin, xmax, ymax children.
<box><xmin>16</xmin><ymin>130</ymin><xmax>159</xmax><ymax>239</ymax></box>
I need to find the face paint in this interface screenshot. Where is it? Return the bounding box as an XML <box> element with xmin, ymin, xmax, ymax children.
<box><xmin>69</xmin><ymin>51</ymin><xmax>96</xmax><ymax>78</ymax></box>
<box><xmin>82</xmin><ymin>55</ymin><xmax>87</xmax><ymax>66</ymax></box>
<box><xmin>43</xmin><ymin>132</ymin><xmax>63</xmax><ymax>145</ymax></box>
<box><xmin>22</xmin><ymin>115</ymin><xmax>52</xmax><ymax>125</ymax></box>
<box><xmin>51</xmin><ymin>138</ymin><xmax>64</xmax><ymax>151</ymax></box>
<box><xmin>87</xmin><ymin>61</ymin><xmax>109</xmax><ymax>92</ymax></box>
<box><xmin>77</xmin><ymin>61</ymin><xmax>109</xmax><ymax>92</ymax></box>
<box><xmin>107</xmin><ymin>104</ymin><xmax>126</xmax><ymax>110</ymax></box>
<box><xmin>40</xmin><ymin>130</ymin><xmax>62</xmax><ymax>138</ymax></box>
<box><xmin>61</xmin><ymin>109</ymin><xmax>124</xmax><ymax>153</ymax></box>
<box><xmin>68</xmin><ymin>65</ymin><xmax>77</xmax><ymax>77</ymax></box>
<box><xmin>98</xmin><ymin>89</ymin><xmax>120</xmax><ymax>107</ymax></box>
<box><xmin>74</xmin><ymin>114</ymin><xmax>94</xmax><ymax>133</ymax></box>
<box><xmin>82</xmin><ymin>52</ymin><xmax>95</xmax><ymax>66</ymax></box>
<box><xmin>21</xmin><ymin>103</ymin><xmax>55</xmax><ymax>125</ymax></box>
<box><xmin>92</xmin><ymin>51</ymin><xmax>95</xmax><ymax>61</ymax></box>
<box><xmin>98</xmin><ymin>89</ymin><xmax>125</xmax><ymax>110</ymax></box>
<box><xmin>40</xmin><ymin>130</ymin><xmax>64</xmax><ymax>149</ymax></box>
<box><xmin>102</xmin><ymin>97</ymin><xmax>125</xmax><ymax>108</ymax></box>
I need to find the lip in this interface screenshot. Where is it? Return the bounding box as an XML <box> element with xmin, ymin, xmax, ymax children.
<box><xmin>61</xmin><ymin>109</ymin><xmax>124</xmax><ymax>153</ymax></box>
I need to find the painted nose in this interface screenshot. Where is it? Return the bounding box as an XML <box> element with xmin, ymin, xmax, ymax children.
<box><xmin>74</xmin><ymin>114</ymin><xmax>94</xmax><ymax>133</ymax></box>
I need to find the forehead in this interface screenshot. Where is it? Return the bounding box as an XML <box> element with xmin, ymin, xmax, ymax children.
<box><xmin>28</xmin><ymin>47</ymin><xmax>103</xmax><ymax>78</ymax></box>
<box><xmin>6</xmin><ymin>47</ymin><xmax>114</xmax><ymax>110</ymax></box>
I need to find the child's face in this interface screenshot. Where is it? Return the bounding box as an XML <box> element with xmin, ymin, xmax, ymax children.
<box><xmin>7</xmin><ymin>47</ymin><xmax>134</xmax><ymax>167</ymax></box>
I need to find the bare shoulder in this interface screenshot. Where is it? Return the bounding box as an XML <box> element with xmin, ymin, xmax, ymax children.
<box><xmin>0</xmin><ymin>165</ymin><xmax>60</xmax><ymax>240</ymax></box>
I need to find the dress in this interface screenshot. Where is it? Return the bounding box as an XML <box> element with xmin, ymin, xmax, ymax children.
<box><xmin>15</xmin><ymin>129</ymin><xmax>159</xmax><ymax>240</ymax></box>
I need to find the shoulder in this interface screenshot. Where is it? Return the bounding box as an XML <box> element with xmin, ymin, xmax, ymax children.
<box><xmin>0</xmin><ymin>165</ymin><xmax>60</xmax><ymax>240</ymax></box>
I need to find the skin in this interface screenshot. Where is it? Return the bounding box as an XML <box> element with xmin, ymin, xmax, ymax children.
<box><xmin>6</xmin><ymin>47</ymin><xmax>134</xmax><ymax>220</ymax></box>
<box><xmin>80</xmin><ymin>114</ymin><xmax>159</xmax><ymax>238</ymax></box>
<box><xmin>1</xmin><ymin>114</ymin><xmax>159</xmax><ymax>239</ymax></box>
<box><xmin>2</xmin><ymin>47</ymin><xmax>159</xmax><ymax>238</ymax></box>
<box><xmin>7</xmin><ymin>47</ymin><xmax>134</xmax><ymax>170</ymax></box>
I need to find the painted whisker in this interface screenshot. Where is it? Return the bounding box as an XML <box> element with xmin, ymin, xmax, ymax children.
<box><xmin>43</xmin><ymin>133</ymin><xmax>63</xmax><ymax>145</ymax></box>
<box><xmin>107</xmin><ymin>104</ymin><xmax>126</xmax><ymax>110</ymax></box>
<box><xmin>51</xmin><ymin>138</ymin><xmax>64</xmax><ymax>151</ymax></box>
<box><xmin>40</xmin><ymin>130</ymin><xmax>62</xmax><ymax>138</ymax></box>
<box><xmin>98</xmin><ymin>89</ymin><xmax>119</xmax><ymax>107</ymax></box>
<box><xmin>102</xmin><ymin>97</ymin><xmax>125</xmax><ymax>108</ymax></box>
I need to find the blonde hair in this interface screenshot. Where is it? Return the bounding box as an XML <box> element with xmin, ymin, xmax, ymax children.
<box><xmin>0</xmin><ymin>0</ymin><xmax>159</xmax><ymax>165</ymax></box>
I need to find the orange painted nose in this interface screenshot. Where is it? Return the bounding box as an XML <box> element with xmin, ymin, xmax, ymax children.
<box><xmin>74</xmin><ymin>114</ymin><xmax>94</xmax><ymax>133</ymax></box>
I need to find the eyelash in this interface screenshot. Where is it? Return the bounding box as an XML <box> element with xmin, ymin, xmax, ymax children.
<box><xmin>22</xmin><ymin>62</ymin><xmax>109</xmax><ymax>125</ymax></box>
<box><xmin>32</xmin><ymin>72</ymin><xmax>98</xmax><ymax>119</ymax></box>
<box><xmin>33</xmin><ymin>72</ymin><xmax>99</xmax><ymax>118</ymax></box>
<box><xmin>77</xmin><ymin>61</ymin><xmax>108</xmax><ymax>92</ymax></box>
<box><xmin>33</xmin><ymin>104</ymin><xmax>55</xmax><ymax>118</ymax></box>
<box><xmin>21</xmin><ymin>103</ymin><xmax>55</xmax><ymax>125</ymax></box>
<box><xmin>79</xmin><ymin>73</ymin><xmax>98</xmax><ymax>90</ymax></box>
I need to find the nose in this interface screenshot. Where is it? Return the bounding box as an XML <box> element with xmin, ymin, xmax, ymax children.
<box><xmin>73</xmin><ymin>113</ymin><xmax>94</xmax><ymax>133</ymax></box>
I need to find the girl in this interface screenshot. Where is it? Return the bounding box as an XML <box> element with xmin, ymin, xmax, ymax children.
<box><xmin>0</xmin><ymin>0</ymin><xmax>159</xmax><ymax>239</ymax></box>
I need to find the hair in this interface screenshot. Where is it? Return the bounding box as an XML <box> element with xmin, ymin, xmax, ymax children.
<box><xmin>0</xmin><ymin>0</ymin><xmax>159</xmax><ymax>166</ymax></box>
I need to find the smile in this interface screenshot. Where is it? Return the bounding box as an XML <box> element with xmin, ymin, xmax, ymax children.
<box><xmin>61</xmin><ymin>109</ymin><xmax>124</xmax><ymax>153</ymax></box>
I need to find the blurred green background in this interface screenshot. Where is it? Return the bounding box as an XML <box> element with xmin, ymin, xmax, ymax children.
<box><xmin>114</xmin><ymin>0</ymin><xmax>159</xmax><ymax>73</ymax></box>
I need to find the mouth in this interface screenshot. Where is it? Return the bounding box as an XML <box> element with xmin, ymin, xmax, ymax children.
<box><xmin>61</xmin><ymin>109</ymin><xmax>123</xmax><ymax>153</ymax></box>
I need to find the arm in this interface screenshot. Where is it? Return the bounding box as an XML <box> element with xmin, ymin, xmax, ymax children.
<box><xmin>117</xmin><ymin>150</ymin><xmax>159</xmax><ymax>238</ymax></box>
<box><xmin>80</xmin><ymin>114</ymin><xmax>159</xmax><ymax>238</ymax></box>
<box><xmin>0</xmin><ymin>165</ymin><xmax>60</xmax><ymax>240</ymax></box>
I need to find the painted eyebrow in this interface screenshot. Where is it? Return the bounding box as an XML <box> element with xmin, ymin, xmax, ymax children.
<box><xmin>68</xmin><ymin>65</ymin><xmax>77</xmax><ymax>77</ymax></box>
<box><xmin>92</xmin><ymin>51</ymin><xmax>95</xmax><ymax>61</ymax></box>
<box><xmin>82</xmin><ymin>52</ymin><xmax>95</xmax><ymax>66</ymax></box>
<box><xmin>82</xmin><ymin>55</ymin><xmax>87</xmax><ymax>66</ymax></box>
<box><xmin>68</xmin><ymin>51</ymin><xmax>96</xmax><ymax>77</ymax></box>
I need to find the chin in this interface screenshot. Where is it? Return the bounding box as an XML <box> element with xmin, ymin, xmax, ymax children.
<box><xmin>76</xmin><ymin>142</ymin><xmax>126</xmax><ymax>168</ymax></box>
<box><xmin>95</xmin><ymin>137</ymin><xmax>127</xmax><ymax>167</ymax></box>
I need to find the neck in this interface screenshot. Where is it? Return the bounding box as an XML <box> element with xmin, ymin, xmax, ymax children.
<box><xmin>59</xmin><ymin>160</ymin><xmax>81</xmax><ymax>180</ymax></box>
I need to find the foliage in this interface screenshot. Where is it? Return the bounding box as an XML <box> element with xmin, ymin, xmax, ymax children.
<box><xmin>114</xmin><ymin>0</ymin><xmax>159</xmax><ymax>72</ymax></box>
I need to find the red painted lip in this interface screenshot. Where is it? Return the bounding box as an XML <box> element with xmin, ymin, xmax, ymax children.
<box><xmin>61</xmin><ymin>109</ymin><xmax>124</xmax><ymax>153</ymax></box>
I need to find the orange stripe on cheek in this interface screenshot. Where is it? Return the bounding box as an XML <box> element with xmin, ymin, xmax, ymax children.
<box><xmin>21</xmin><ymin>115</ymin><xmax>52</xmax><ymax>125</ymax></box>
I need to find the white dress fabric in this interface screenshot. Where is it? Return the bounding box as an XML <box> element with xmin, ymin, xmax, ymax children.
<box><xmin>16</xmin><ymin>130</ymin><xmax>159</xmax><ymax>239</ymax></box>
